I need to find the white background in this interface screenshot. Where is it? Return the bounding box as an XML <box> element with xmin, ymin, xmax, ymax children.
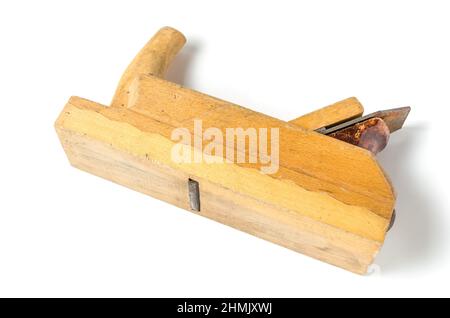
<box><xmin>0</xmin><ymin>0</ymin><xmax>449</xmax><ymax>297</ymax></box>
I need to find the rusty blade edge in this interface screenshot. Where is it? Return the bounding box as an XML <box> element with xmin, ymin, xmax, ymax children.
<box><xmin>328</xmin><ymin>117</ymin><xmax>390</xmax><ymax>155</ymax></box>
<box><xmin>317</xmin><ymin>106</ymin><xmax>411</xmax><ymax>135</ymax></box>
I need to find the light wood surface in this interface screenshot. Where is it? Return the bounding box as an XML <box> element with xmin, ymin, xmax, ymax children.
<box><xmin>288</xmin><ymin>97</ymin><xmax>364</xmax><ymax>130</ymax></box>
<box><xmin>111</xmin><ymin>26</ymin><xmax>186</xmax><ymax>108</ymax></box>
<box><xmin>55</xmin><ymin>27</ymin><xmax>396</xmax><ymax>274</ymax></box>
<box><xmin>56</xmin><ymin>92</ymin><xmax>394</xmax><ymax>274</ymax></box>
<box><xmin>130</xmin><ymin>75</ymin><xmax>394</xmax><ymax>219</ymax></box>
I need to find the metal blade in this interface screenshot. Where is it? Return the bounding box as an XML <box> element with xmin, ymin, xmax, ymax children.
<box><xmin>316</xmin><ymin>106</ymin><xmax>411</xmax><ymax>135</ymax></box>
<box><xmin>328</xmin><ymin>117</ymin><xmax>390</xmax><ymax>154</ymax></box>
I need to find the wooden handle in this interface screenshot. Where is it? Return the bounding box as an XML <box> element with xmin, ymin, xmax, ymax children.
<box><xmin>288</xmin><ymin>97</ymin><xmax>364</xmax><ymax>130</ymax></box>
<box><xmin>111</xmin><ymin>26</ymin><xmax>186</xmax><ymax>108</ymax></box>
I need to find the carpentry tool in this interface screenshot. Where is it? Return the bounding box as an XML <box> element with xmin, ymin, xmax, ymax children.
<box><xmin>55</xmin><ymin>27</ymin><xmax>410</xmax><ymax>274</ymax></box>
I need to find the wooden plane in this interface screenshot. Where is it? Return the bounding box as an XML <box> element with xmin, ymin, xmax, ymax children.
<box><xmin>55</xmin><ymin>27</ymin><xmax>410</xmax><ymax>274</ymax></box>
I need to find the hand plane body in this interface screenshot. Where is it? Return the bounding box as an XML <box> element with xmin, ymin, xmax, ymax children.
<box><xmin>55</xmin><ymin>27</ymin><xmax>409</xmax><ymax>274</ymax></box>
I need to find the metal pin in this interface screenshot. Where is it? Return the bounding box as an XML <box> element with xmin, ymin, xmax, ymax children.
<box><xmin>387</xmin><ymin>210</ymin><xmax>396</xmax><ymax>231</ymax></box>
<box><xmin>188</xmin><ymin>179</ymin><xmax>200</xmax><ymax>211</ymax></box>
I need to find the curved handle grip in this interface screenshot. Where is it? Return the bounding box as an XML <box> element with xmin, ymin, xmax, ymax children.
<box><xmin>111</xmin><ymin>26</ymin><xmax>186</xmax><ymax>108</ymax></box>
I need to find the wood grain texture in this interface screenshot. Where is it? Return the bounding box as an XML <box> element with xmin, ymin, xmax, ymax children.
<box><xmin>55</xmin><ymin>94</ymin><xmax>394</xmax><ymax>274</ymax></box>
<box><xmin>55</xmin><ymin>27</ymin><xmax>397</xmax><ymax>274</ymax></box>
<box><xmin>130</xmin><ymin>75</ymin><xmax>395</xmax><ymax>220</ymax></box>
<box><xmin>288</xmin><ymin>97</ymin><xmax>364</xmax><ymax>130</ymax></box>
<box><xmin>111</xmin><ymin>26</ymin><xmax>186</xmax><ymax>108</ymax></box>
